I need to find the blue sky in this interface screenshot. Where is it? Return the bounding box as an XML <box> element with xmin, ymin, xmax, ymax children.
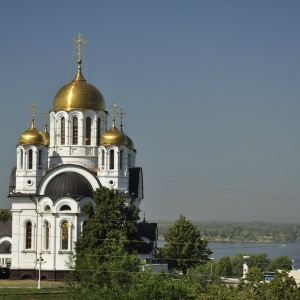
<box><xmin>1</xmin><ymin>0</ymin><xmax>300</xmax><ymax>222</ymax></box>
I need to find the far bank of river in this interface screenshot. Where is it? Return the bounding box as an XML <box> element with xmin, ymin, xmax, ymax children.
<box><xmin>158</xmin><ymin>240</ymin><xmax>300</xmax><ymax>269</ymax></box>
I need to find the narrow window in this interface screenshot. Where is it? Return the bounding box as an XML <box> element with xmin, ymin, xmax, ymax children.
<box><xmin>101</xmin><ymin>149</ymin><xmax>105</xmax><ymax>168</ymax></box>
<box><xmin>26</xmin><ymin>221</ymin><xmax>32</xmax><ymax>249</ymax></box>
<box><xmin>45</xmin><ymin>221</ymin><xmax>50</xmax><ymax>250</ymax></box>
<box><xmin>109</xmin><ymin>150</ymin><xmax>114</xmax><ymax>170</ymax></box>
<box><xmin>28</xmin><ymin>149</ymin><xmax>33</xmax><ymax>169</ymax></box>
<box><xmin>73</xmin><ymin>117</ymin><xmax>78</xmax><ymax>145</ymax></box>
<box><xmin>97</xmin><ymin>118</ymin><xmax>101</xmax><ymax>146</ymax></box>
<box><xmin>86</xmin><ymin>117</ymin><xmax>91</xmax><ymax>145</ymax></box>
<box><xmin>61</xmin><ymin>221</ymin><xmax>69</xmax><ymax>250</ymax></box>
<box><xmin>120</xmin><ymin>150</ymin><xmax>124</xmax><ymax>170</ymax></box>
<box><xmin>20</xmin><ymin>149</ymin><xmax>24</xmax><ymax>169</ymax></box>
<box><xmin>38</xmin><ymin>149</ymin><xmax>42</xmax><ymax>169</ymax></box>
<box><xmin>61</xmin><ymin>117</ymin><xmax>65</xmax><ymax>145</ymax></box>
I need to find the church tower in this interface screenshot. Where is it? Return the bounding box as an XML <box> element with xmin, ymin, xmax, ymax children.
<box><xmin>15</xmin><ymin>106</ymin><xmax>49</xmax><ymax>194</ymax></box>
<box><xmin>48</xmin><ymin>34</ymin><xmax>107</xmax><ymax>170</ymax></box>
<box><xmin>8</xmin><ymin>33</ymin><xmax>146</xmax><ymax>281</ymax></box>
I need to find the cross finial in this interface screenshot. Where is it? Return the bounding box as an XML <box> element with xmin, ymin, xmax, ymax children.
<box><xmin>30</xmin><ymin>102</ymin><xmax>36</xmax><ymax>119</ymax></box>
<box><xmin>110</xmin><ymin>102</ymin><xmax>118</xmax><ymax>123</ymax></box>
<box><xmin>117</xmin><ymin>108</ymin><xmax>125</xmax><ymax>132</ymax></box>
<box><xmin>72</xmin><ymin>32</ymin><xmax>88</xmax><ymax>62</ymax></box>
<box><xmin>29</xmin><ymin>102</ymin><xmax>37</xmax><ymax>127</ymax></box>
<box><xmin>43</xmin><ymin>109</ymin><xmax>48</xmax><ymax>125</ymax></box>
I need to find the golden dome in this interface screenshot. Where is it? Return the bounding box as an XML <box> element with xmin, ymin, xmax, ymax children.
<box><xmin>43</xmin><ymin>124</ymin><xmax>50</xmax><ymax>146</ymax></box>
<box><xmin>53</xmin><ymin>62</ymin><xmax>105</xmax><ymax>112</ymax></box>
<box><xmin>19</xmin><ymin>118</ymin><xmax>46</xmax><ymax>146</ymax></box>
<box><xmin>125</xmin><ymin>134</ymin><xmax>134</xmax><ymax>150</ymax></box>
<box><xmin>100</xmin><ymin>122</ymin><xmax>128</xmax><ymax>147</ymax></box>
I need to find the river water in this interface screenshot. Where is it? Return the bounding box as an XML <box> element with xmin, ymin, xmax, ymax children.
<box><xmin>158</xmin><ymin>240</ymin><xmax>300</xmax><ymax>269</ymax></box>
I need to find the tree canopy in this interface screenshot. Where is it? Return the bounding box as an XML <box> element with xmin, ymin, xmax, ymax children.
<box><xmin>68</xmin><ymin>187</ymin><xmax>141</xmax><ymax>299</ymax></box>
<box><xmin>157</xmin><ymin>215</ymin><xmax>212</xmax><ymax>274</ymax></box>
<box><xmin>0</xmin><ymin>208</ymin><xmax>11</xmax><ymax>223</ymax></box>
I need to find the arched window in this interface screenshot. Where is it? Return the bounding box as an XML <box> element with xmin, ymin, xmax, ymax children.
<box><xmin>38</xmin><ymin>149</ymin><xmax>42</xmax><ymax>169</ymax></box>
<box><xmin>61</xmin><ymin>117</ymin><xmax>65</xmax><ymax>145</ymax></box>
<box><xmin>101</xmin><ymin>149</ymin><xmax>105</xmax><ymax>168</ymax></box>
<box><xmin>109</xmin><ymin>150</ymin><xmax>114</xmax><ymax>170</ymax></box>
<box><xmin>44</xmin><ymin>205</ymin><xmax>51</xmax><ymax>212</ymax></box>
<box><xmin>120</xmin><ymin>150</ymin><xmax>124</xmax><ymax>170</ymax></box>
<box><xmin>61</xmin><ymin>221</ymin><xmax>69</xmax><ymax>250</ymax></box>
<box><xmin>25</xmin><ymin>221</ymin><xmax>32</xmax><ymax>249</ymax></box>
<box><xmin>60</xmin><ymin>205</ymin><xmax>71</xmax><ymax>211</ymax></box>
<box><xmin>28</xmin><ymin>149</ymin><xmax>33</xmax><ymax>169</ymax></box>
<box><xmin>73</xmin><ymin>117</ymin><xmax>78</xmax><ymax>145</ymax></box>
<box><xmin>20</xmin><ymin>149</ymin><xmax>24</xmax><ymax>169</ymax></box>
<box><xmin>97</xmin><ymin>118</ymin><xmax>101</xmax><ymax>146</ymax></box>
<box><xmin>86</xmin><ymin>117</ymin><xmax>91</xmax><ymax>145</ymax></box>
<box><xmin>44</xmin><ymin>220</ymin><xmax>50</xmax><ymax>250</ymax></box>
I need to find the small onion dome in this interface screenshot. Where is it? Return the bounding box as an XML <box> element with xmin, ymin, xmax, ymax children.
<box><xmin>43</xmin><ymin>124</ymin><xmax>50</xmax><ymax>146</ymax></box>
<box><xmin>125</xmin><ymin>134</ymin><xmax>135</xmax><ymax>150</ymax></box>
<box><xmin>53</xmin><ymin>61</ymin><xmax>105</xmax><ymax>112</ymax></box>
<box><xmin>100</xmin><ymin>122</ymin><xmax>128</xmax><ymax>147</ymax></box>
<box><xmin>19</xmin><ymin>118</ymin><xmax>46</xmax><ymax>146</ymax></box>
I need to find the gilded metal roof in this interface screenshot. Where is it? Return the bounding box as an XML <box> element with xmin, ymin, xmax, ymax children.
<box><xmin>19</xmin><ymin>118</ymin><xmax>46</xmax><ymax>146</ymax></box>
<box><xmin>53</xmin><ymin>62</ymin><xmax>105</xmax><ymax>112</ymax></box>
<box><xmin>100</xmin><ymin>122</ymin><xmax>128</xmax><ymax>147</ymax></box>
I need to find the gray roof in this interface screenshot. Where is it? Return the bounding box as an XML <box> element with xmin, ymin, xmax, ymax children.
<box><xmin>45</xmin><ymin>172</ymin><xmax>94</xmax><ymax>200</ymax></box>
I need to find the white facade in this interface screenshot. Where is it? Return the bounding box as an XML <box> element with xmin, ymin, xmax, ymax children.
<box><xmin>8</xmin><ymin>50</ymin><xmax>144</xmax><ymax>280</ymax></box>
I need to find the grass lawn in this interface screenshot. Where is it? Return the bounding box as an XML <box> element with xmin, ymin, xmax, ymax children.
<box><xmin>0</xmin><ymin>280</ymin><xmax>67</xmax><ymax>300</ymax></box>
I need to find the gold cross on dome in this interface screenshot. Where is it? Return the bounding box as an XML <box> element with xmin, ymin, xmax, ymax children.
<box><xmin>43</xmin><ymin>109</ymin><xmax>48</xmax><ymax>125</ymax></box>
<box><xmin>118</xmin><ymin>108</ymin><xmax>125</xmax><ymax>131</ymax></box>
<box><xmin>72</xmin><ymin>32</ymin><xmax>88</xmax><ymax>60</ymax></box>
<box><xmin>30</xmin><ymin>102</ymin><xmax>36</xmax><ymax>119</ymax></box>
<box><xmin>110</xmin><ymin>102</ymin><xmax>118</xmax><ymax>122</ymax></box>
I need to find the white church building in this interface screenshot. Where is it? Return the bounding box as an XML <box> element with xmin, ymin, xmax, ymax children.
<box><xmin>7</xmin><ymin>34</ymin><xmax>156</xmax><ymax>281</ymax></box>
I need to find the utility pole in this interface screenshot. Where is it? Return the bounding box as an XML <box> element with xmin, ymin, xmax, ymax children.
<box><xmin>210</xmin><ymin>258</ymin><xmax>214</xmax><ymax>277</ymax></box>
<box><xmin>36</xmin><ymin>252</ymin><xmax>45</xmax><ymax>289</ymax></box>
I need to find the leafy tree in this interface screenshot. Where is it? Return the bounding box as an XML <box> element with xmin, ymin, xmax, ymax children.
<box><xmin>215</xmin><ymin>255</ymin><xmax>233</xmax><ymax>277</ymax></box>
<box><xmin>266</xmin><ymin>271</ymin><xmax>300</xmax><ymax>299</ymax></box>
<box><xmin>268</xmin><ymin>255</ymin><xmax>292</xmax><ymax>271</ymax></box>
<box><xmin>67</xmin><ymin>187</ymin><xmax>141</xmax><ymax>299</ymax></box>
<box><xmin>231</xmin><ymin>253</ymin><xmax>270</xmax><ymax>277</ymax></box>
<box><xmin>128</xmin><ymin>271</ymin><xmax>193</xmax><ymax>300</ymax></box>
<box><xmin>0</xmin><ymin>208</ymin><xmax>11</xmax><ymax>222</ymax></box>
<box><xmin>231</xmin><ymin>253</ymin><xmax>245</xmax><ymax>277</ymax></box>
<box><xmin>157</xmin><ymin>215</ymin><xmax>212</xmax><ymax>275</ymax></box>
<box><xmin>76</xmin><ymin>187</ymin><xmax>140</xmax><ymax>257</ymax></box>
<box><xmin>248</xmin><ymin>253</ymin><xmax>270</xmax><ymax>271</ymax></box>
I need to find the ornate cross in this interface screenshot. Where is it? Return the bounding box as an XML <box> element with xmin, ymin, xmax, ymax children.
<box><xmin>30</xmin><ymin>102</ymin><xmax>36</xmax><ymax>119</ymax></box>
<box><xmin>72</xmin><ymin>32</ymin><xmax>88</xmax><ymax>60</ymax></box>
<box><xmin>118</xmin><ymin>108</ymin><xmax>125</xmax><ymax>131</ymax></box>
<box><xmin>43</xmin><ymin>109</ymin><xmax>48</xmax><ymax>126</ymax></box>
<box><xmin>110</xmin><ymin>102</ymin><xmax>118</xmax><ymax>123</ymax></box>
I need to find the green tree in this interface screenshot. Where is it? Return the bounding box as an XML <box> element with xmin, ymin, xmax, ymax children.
<box><xmin>268</xmin><ymin>255</ymin><xmax>292</xmax><ymax>271</ymax></box>
<box><xmin>67</xmin><ymin>187</ymin><xmax>141</xmax><ymax>299</ymax></box>
<box><xmin>266</xmin><ymin>271</ymin><xmax>300</xmax><ymax>299</ymax></box>
<box><xmin>215</xmin><ymin>255</ymin><xmax>233</xmax><ymax>277</ymax></box>
<box><xmin>157</xmin><ymin>215</ymin><xmax>212</xmax><ymax>275</ymax></box>
<box><xmin>128</xmin><ymin>271</ymin><xmax>193</xmax><ymax>300</ymax></box>
<box><xmin>0</xmin><ymin>208</ymin><xmax>11</xmax><ymax>222</ymax></box>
